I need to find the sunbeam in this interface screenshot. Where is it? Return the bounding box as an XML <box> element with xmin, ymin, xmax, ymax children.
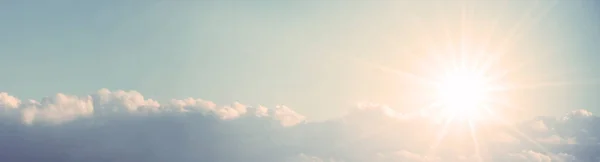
<box><xmin>487</xmin><ymin>111</ymin><xmax>558</xmax><ymax>159</ymax></box>
<box><xmin>336</xmin><ymin>54</ymin><xmax>438</xmax><ymax>87</ymax></box>
<box><xmin>490</xmin><ymin>79</ymin><xmax>600</xmax><ymax>92</ymax></box>
<box><xmin>468</xmin><ymin>120</ymin><xmax>483</xmax><ymax>162</ymax></box>
<box><xmin>428</xmin><ymin>113</ymin><xmax>455</xmax><ymax>156</ymax></box>
<box><xmin>328</xmin><ymin>0</ymin><xmax>594</xmax><ymax>160</ymax></box>
<box><xmin>485</xmin><ymin>0</ymin><xmax>561</xmax><ymax>73</ymax></box>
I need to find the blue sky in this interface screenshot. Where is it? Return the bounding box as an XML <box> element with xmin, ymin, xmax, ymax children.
<box><xmin>1</xmin><ymin>0</ymin><xmax>600</xmax><ymax>121</ymax></box>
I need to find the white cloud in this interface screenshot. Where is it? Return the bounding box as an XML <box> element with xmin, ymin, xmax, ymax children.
<box><xmin>92</xmin><ymin>88</ymin><xmax>161</xmax><ymax>113</ymax></box>
<box><xmin>255</xmin><ymin>105</ymin><xmax>270</xmax><ymax>117</ymax></box>
<box><xmin>214</xmin><ymin>105</ymin><xmax>245</xmax><ymax>120</ymax></box>
<box><xmin>561</xmin><ymin>109</ymin><xmax>593</xmax><ymax>121</ymax></box>
<box><xmin>21</xmin><ymin>93</ymin><xmax>94</xmax><ymax>124</ymax></box>
<box><xmin>537</xmin><ymin>135</ymin><xmax>576</xmax><ymax>145</ymax></box>
<box><xmin>530</xmin><ymin>120</ymin><xmax>549</xmax><ymax>132</ymax></box>
<box><xmin>0</xmin><ymin>89</ymin><xmax>307</xmax><ymax>126</ymax></box>
<box><xmin>0</xmin><ymin>88</ymin><xmax>597</xmax><ymax>162</ymax></box>
<box><xmin>167</xmin><ymin>97</ymin><xmax>217</xmax><ymax>112</ymax></box>
<box><xmin>567</xmin><ymin>109</ymin><xmax>593</xmax><ymax>118</ymax></box>
<box><xmin>0</xmin><ymin>92</ymin><xmax>94</xmax><ymax>124</ymax></box>
<box><xmin>555</xmin><ymin>153</ymin><xmax>578</xmax><ymax>162</ymax></box>
<box><xmin>272</xmin><ymin>105</ymin><xmax>306</xmax><ymax>127</ymax></box>
<box><xmin>492</xmin><ymin>132</ymin><xmax>521</xmax><ymax>143</ymax></box>
<box><xmin>508</xmin><ymin>150</ymin><xmax>553</xmax><ymax>162</ymax></box>
<box><xmin>212</xmin><ymin>101</ymin><xmax>249</xmax><ymax>120</ymax></box>
<box><xmin>507</xmin><ymin>150</ymin><xmax>578</xmax><ymax>162</ymax></box>
<box><xmin>288</xmin><ymin>154</ymin><xmax>335</xmax><ymax>162</ymax></box>
<box><xmin>0</xmin><ymin>92</ymin><xmax>20</xmax><ymax>109</ymax></box>
<box><xmin>378</xmin><ymin>150</ymin><xmax>440</xmax><ymax>162</ymax></box>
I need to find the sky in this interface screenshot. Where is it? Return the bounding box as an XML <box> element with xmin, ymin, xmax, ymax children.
<box><xmin>1</xmin><ymin>0</ymin><xmax>600</xmax><ymax>120</ymax></box>
<box><xmin>2</xmin><ymin>0</ymin><xmax>600</xmax><ymax>161</ymax></box>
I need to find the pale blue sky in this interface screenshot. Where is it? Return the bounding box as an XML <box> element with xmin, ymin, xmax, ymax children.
<box><xmin>1</xmin><ymin>0</ymin><xmax>600</xmax><ymax>120</ymax></box>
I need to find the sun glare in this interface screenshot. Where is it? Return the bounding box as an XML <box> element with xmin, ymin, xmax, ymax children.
<box><xmin>336</xmin><ymin>1</ymin><xmax>570</xmax><ymax>160</ymax></box>
<box><xmin>436</xmin><ymin>68</ymin><xmax>490</xmax><ymax>120</ymax></box>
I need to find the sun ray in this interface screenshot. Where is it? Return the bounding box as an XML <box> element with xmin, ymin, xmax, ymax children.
<box><xmin>483</xmin><ymin>100</ymin><xmax>514</xmax><ymax>116</ymax></box>
<box><xmin>482</xmin><ymin>105</ymin><xmax>496</xmax><ymax>117</ymax></box>
<box><xmin>483</xmin><ymin>0</ymin><xmax>560</xmax><ymax>76</ymax></box>
<box><xmin>327</xmin><ymin>102</ymin><xmax>441</xmax><ymax>155</ymax></box>
<box><xmin>437</xmin><ymin>5</ymin><xmax>460</xmax><ymax>73</ymax></box>
<box><xmin>427</xmin><ymin>113</ymin><xmax>455</xmax><ymax>156</ymax></box>
<box><xmin>471</xmin><ymin>1</ymin><xmax>509</xmax><ymax>70</ymax></box>
<box><xmin>482</xmin><ymin>105</ymin><xmax>574</xmax><ymax>162</ymax></box>
<box><xmin>488</xmin><ymin>111</ymin><xmax>554</xmax><ymax>154</ymax></box>
<box><xmin>484</xmin><ymin>61</ymin><xmax>526</xmax><ymax>84</ymax></box>
<box><xmin>335</xmin><ymin>54</ymin><xmax>438</xmax><ymax>87</ymax></box>
<box><xmin>404</xmin><ymin>8</ymin><xmax>455</xmax><ymax>76</ymax></box>
<box><xmin>505</xmin><ymin>0</ymin><xmax>560</xmax><ymax>48</ymax></box>
<box><xmin>489</xmin><ymin>79</ymin><xmax>600</xmax><ymax>92</ymax></box>
<box><xmin>459</xmin><ymin>0</ymin><xmax>468</xmax><ymax>70</ymax></box>
<box><xmin>468</xmin><ymin>120</ymin><xmax>483</xmax><ymax>162</ymax></box>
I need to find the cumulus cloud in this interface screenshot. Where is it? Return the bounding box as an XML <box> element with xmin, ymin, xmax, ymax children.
<box><xmin>0</xmin><ymin>92</ymin><xmax>94</xmax><ymax>124</ymax></box>
<box><xmin>21</xmin><ymin>93</ymin><xmax>94</xmax><ymax>125</ymax></box>
<box><xmin>0</xmin><ymin>92</ymin><xmax>20</xmax><ymax>109</ymax></box>
<box><xmin>0</xmin><ymin>89</ymin><xmax>599</xmax><ymax>161</ymax></box>
<box><xmin>377</xmin><ymin>150</ymin><xmax>440</xmax><ymax>162</ymax></box>
<box><xmin>92</xmin><ymin>88</ymin><xmax>161</xmax><ymax>114</ymax></box>
<box><xmin>508</xmin><ymin>150</ymin><xmax>553</xmax><ymax>162</ymax></box>
<box><xmin>530</xmin><ymin>120</ymin><xmax>550</xmax><ymax>132</ymax></box>
<box><xmin>167</xmin><ymin>97</ymin><xmax>217</xmax><ymax>112</ymax></box>
<box><xmin>288</xmin><ymin>154</ymin><xmax>335</xmax><ymax>162</ymax></box>
<box><xmin>506</xmin><ymin>150</ymin><xmax>578</xmax><ymax>162</ymax></box>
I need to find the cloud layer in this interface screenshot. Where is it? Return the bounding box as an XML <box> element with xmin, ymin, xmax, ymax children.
<box><xmin>0</xmin><ymin>89</ymin><xmax>598</xmax><ymax>162</ymax></box>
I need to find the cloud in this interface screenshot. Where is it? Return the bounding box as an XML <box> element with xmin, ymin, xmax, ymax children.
<box><xmin>288</xmin><ymin>154</ymin><xmax>335</xmax><ymax>162</ymax></box>
<box><xmin>167</xmin><ymin>97</ymin><xmax>217</xmax><ymax>113</ymax></box>
<box><xmin>377</xmin><ymin>150</ymin><xmax>440</xmax><ymax>162</ymax></box>
<box><xmin>0</xmin><ymin>92</ymin><xmax>20</xmax><ymax>109</ymax></box>
<box><xmin>536</xmin><ymin>135</ymin><xmax>576</xmax><ymax>145</ymax></box>
<box><xmin>270</xmin><ymin>105</ymin><xmax>307</xmax><ymax>126</ymax></box>
<box><xmin>508</xmin><ymin>150</ymin><xmax>553</xmax><ymax>162</ymax></box>
<box><xmin>0</xmin><ymin>93</ymin><xmax>94</xmax><ymax>124</ymax></box>
<box><xmin>0</xmin><ymin>89</ymin><xmax>598</xmax><ymax>161</ymax></box>
<box><xmin>507</xmin><ymin>150</ymin><xmax>578</xmax><ymax>162</ymax></box>
<box><xmin>530</xmin><ymin>120</ymin><xmax>550</xmax><ymax>132</ymax></box>
<box><xmin>92</xmin><ymin>88</ymin><xmax>161</xmax><ymax>114</ymax></box>
<box><xmin>21</xmin><ymin>93</ymin><xmax>94</xmax><ymax>125</ymax></box>
<box><xmin>564</xmin><ymin>109</ymin><xmax>593</xmax><ymax>120</ymax></box>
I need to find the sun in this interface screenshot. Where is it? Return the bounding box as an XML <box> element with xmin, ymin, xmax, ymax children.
<box><xmin>435</xmin><ymin>68</ymin><xmax>490</xmax><ymax>120</ymax></box>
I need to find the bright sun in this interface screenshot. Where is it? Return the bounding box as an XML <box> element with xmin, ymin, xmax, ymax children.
<box><xmin>436</xmin><ymin>68</ymin><xmax>490</xmax><ymax>120</ymax></box>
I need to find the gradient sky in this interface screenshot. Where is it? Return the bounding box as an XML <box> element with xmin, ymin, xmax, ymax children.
<box><xmin>1</xmin><ymin>0</ymin><xmax>600</xmax><ymax>121</ymax></box>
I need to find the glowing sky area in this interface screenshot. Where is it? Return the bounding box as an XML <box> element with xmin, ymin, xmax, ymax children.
<box><xmin>2</xmin><ymin>0</ymin><xmax>600</xmax><ymax>162</ymax></box>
